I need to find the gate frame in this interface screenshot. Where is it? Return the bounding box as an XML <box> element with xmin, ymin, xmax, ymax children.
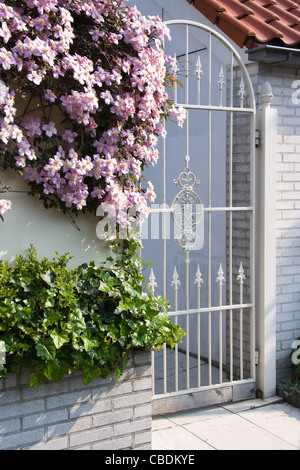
<box><xmin>255</xmin><ymin>83</ymin><xmax>277</xmax><ymax>399</ymax></box>
<box><xmin>151</xmin><ymin>20</ymin><xmax>276</xmax><ymax>414</ymax></box>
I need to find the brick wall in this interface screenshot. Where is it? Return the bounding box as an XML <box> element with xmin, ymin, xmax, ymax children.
<box><xmin>0</xmin><ymin>351</ymin><xmax>152</xmax><ymax>450</ymax></box>
<box><xmin>225</xmin><ymin>68</ymin><xmax>253</xmax><ymax>380</ymax></box>
<box><xmin>248</xmin><ymin>63</ymin><xmax>300</xmax><ymax>380</ymax></box>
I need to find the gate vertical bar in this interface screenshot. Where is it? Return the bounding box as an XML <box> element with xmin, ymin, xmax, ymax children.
<box><xmin>229</xmin><ymin>52</ymin><xmax>234</xmax><ymax>382</ymax></box>
<box><xmin>149</xmin><ymin>269</ymin><xmax>157</xmax><ymax>395</ymax></box>
<box><xmin>185</xmin><ymin>252</ymin><xmax>190</xmax><ymax>389</ymax></box>
<box><xmin>195</xmin><ymin>266</ymin><xmax>203</xmax><ymax>387</ymax></box>
<box><xmin>238</xmin><ymin>262</ymin><xmax>245</xmax><ymax>380</ymax></box>
<box><xmin>160</xmin><ymin>34</ymin><xmax>168</xmax><ymax>395</ymax></box>
<box><xmin>217</xmin><ymin>264</ymin><xmax>225</xmax><ymax>383</ymax></box>
<box><xmin>185</xmin><ymin>24</ymin><xmax>190</xmax><ymax>390</ymax></box>
<box><xmin>195</xmin><ymin>56</ymin><xmax>203</xmax><ymax>105</ymax></box>
<box><xmin>171</xmin><ymin>267</ymin><xmax>181</xmax><ymax>392</ymax></box>
<box><xmin>208</xmin><ymin>31</ymin><xmax>212</xmax><ymax>385</ymax></box>
<box><xmin>162</xmin><ymin>113</ymin><xmax>167</xmax><ymax>394</ymax></box>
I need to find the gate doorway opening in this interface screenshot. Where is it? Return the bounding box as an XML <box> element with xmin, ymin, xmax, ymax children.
<box><xmin>141</xmin><ymin>20</ymin><xmax>257</xmax><ymax>414</ymax></box>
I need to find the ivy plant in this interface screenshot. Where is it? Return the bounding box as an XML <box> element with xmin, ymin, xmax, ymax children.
<box><xmin>0</xmin><ymin>238</ymin><xmax>184</xmax><ymax>390</ymax></box>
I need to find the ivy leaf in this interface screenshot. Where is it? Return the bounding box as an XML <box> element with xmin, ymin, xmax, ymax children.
<box><xmin>29</xmin><ymin>373</ymin><xmax>45</xmax><ymax>391</ymax></box>
<box><xmin>83</xmin><ymin>365</ymin><xmax>102</xmax><ymax>385</ymax></box>
<box><xmin>50</xmin><ymin>330</ymin><xmax>69</xmax><ymax>349</ymax></box>
<box><xmin>115</xmin><ymin>364</ymin><xmax>124</xmax><ymax>380</ymax></box>
<box><xmin>44</xmin><ymin>310</ymin><xmax>61</xmax><ymax>327</ymax></box>
<box><xmin>99</xmin><ymin>272</ymin><xmax>118</xmax><ymax>294</ymax></box>
<box><xmin>35</xmin><ymin>338</ymin><xmax>56</xmax><ymax>361</ymax></box>
<box><xmin>68</xmin><ymin>309</ymin><xmax>86</xmax><ymax>330</ymax></box>
<box><xmin>0</xmin><ymin>364</ymin><xmax>8</xmax><ymax>379</ymax></box>
<box><xmin>81</xmin><ymin>332</ymin><xmax>99</xmax><ymax>351</ymax></box>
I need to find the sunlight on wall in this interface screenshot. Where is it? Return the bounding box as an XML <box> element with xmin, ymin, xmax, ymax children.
<box><xmin>0</xmin><ymin>170</ymin><xmax>111</xmax><ymax>267</ymax></box>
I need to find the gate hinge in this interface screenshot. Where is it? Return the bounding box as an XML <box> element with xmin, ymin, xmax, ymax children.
<box><xmin>255</xmin><ymin>130</ymin><xmax>261</xmax><ymax>148</ymax></box>
<box><xmin>255</xmin><ymin>349</ymin><xmax>260</xmax><ymax>366</ymax></box>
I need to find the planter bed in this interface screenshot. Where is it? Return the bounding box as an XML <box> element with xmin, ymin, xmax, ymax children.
<box><xmin>277</xmin><ymin>382</ymin><xmax>300</xmax><ymax>410</ymax></box>
<box><xmin>0</xmin><ymin>351</ymin><xmax>152</xmax><ymax>450</ymax></box>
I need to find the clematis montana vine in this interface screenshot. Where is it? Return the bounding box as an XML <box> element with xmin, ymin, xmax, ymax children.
<box><xmin>0</xmin><ymin>0</ymin><xmax>185</xmax><ymax>226</ymax></box>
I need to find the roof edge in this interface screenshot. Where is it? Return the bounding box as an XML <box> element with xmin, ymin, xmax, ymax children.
<box><xmin>246</xmin><ymin>44</ymin><xmax>300</xmax><ymax>66</ymax></box>
<box><xmin>187</xmin><ymin>0</ymin><xmax>300</xmax><ymax>49</ymax></box>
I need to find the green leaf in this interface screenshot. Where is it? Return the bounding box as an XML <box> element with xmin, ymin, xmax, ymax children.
<box><xmin>81</xmin><ymin>332</ymin><xmax>99</xmax><ymax>351</ymax></box>
<box><xmin>83</xmin><ymin>365</ymin><xmax>102</xmax><ymax>385</ymax></box>
<box><xmin>44</xmin><ymin>310</ymin><xmax>61</xmax><ymax>327</ymax></box>
<box><xmin>68</xmin><ymin>309</ymin><xmax>86</xmax><ymax>330</ymax></box>
<box><xmin>36</xmin><ymin>338</ymin><xmax>56</xmax><ymax>361</ymax></box>
<box><xmin>115</xmin><ymin>364</ymin><xmax>124</xmax><ymax>380</ymax></box>
<box><xmin>50</xmin><ymin>330</ymin><xmax>69</xmax><ymax>349</ymax></box>
<box><xmin>29</xmin><ymin>373</ymin><xmax>45</xmax><ymax>391</ymax></box>
<box><xmin>41</xmin><ymin>271</ymin><xmax>54</xmax><ymax>286</ymax></box>
<box><xmin>0</xmin><ymin>365</ymin><xmax>8</xmax><ymax>379</ymax></box>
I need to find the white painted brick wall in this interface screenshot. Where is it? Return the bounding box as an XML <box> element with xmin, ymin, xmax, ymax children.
<box><xmin>0</xmin><ymin>351</ymin><xmax>152</xmax><ymax>450</ymax></box>
<box><xmin>248</xmin><ymin>63</ymin><xmax>300</xmax><ymax>379</ymax></box>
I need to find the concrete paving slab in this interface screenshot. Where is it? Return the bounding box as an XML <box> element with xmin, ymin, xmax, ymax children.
<box><xmin>151</xmin><ymin>397</ymin><xmax>300</xmax><ymax>450</ymax></box>
<box><xmin>152</xmin><ymin>415</ymin><xmax>178</xmax><ymax>431</ymax></box>
<box><xmin>183</xmin><ymin>411</ymin><xmax>296</xmax><ymax>450</ymax></box>
<box><xmin>152</xmin><ymin>425</ymin><xmax>214</xmax><ymax>450</ymax></box>
<box><xmin>238</xmin><ymin>402</ymin><xmax>300</xmax><ymax>449</ymax></box>
<box><xmin>159</xmin><ymin>405</ymin><xmax>230</xmax><ymax>426</ymax></box>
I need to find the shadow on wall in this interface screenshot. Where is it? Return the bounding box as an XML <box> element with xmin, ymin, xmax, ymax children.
<box><xmin>0</xmin><ymin>170</ymin><xmax>111</xmax><ymax>267</ymax></box>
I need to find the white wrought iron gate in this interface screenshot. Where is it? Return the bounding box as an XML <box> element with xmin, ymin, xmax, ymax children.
<box><xmin>141</xmin><ymin>20</ymin><xmax>257</xmax><ymax>414</ymax></box>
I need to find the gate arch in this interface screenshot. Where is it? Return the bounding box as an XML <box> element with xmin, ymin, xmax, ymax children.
<box><xmin>142</xmin><ymin>20</ymin><xmax>256</xmax><ymax>414</ymax></box>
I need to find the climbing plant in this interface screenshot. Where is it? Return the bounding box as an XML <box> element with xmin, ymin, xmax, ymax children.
<box><xmin>0</xmin><ymin>1</ymin><xmax>186</xmax><ymax>388</ymax></box>
<box><xmin>0</xmin><ymin>0</ymin><xmax>185</xmax><ymax>225</ymax></box>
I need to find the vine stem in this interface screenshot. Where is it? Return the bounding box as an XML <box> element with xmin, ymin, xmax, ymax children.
<box><xmin>67</xmin><ymin>210</ymin><xmax>81</xmax><ymax>231</ymax></box>
<box><xmin>0</xmin><ymin>190</ymin><xmax>28</xmax><ymax>194</ymax></box>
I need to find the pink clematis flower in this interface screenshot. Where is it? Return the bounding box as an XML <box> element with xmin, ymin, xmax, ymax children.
<box><xmin>0</xmin><ymin>199</ymin><xmax>11</xmax><ymax>216</ymax></box>
<box><xmin>0</xmin><ymin>22</ymin><xmax>11</xmax><ymax>44</ymax></box>
<box><xmin>62</xmin><ymin>129</ymin><xmax>78</xmax><ymax>143</ymax></box>
<box><xmin>42</xmin><ymin>122</ymin><xmax>57</xmax><ymax>137</ymax></box>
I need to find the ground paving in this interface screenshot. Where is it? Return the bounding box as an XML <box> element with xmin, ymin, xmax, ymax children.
<box><xmin>152</xmin><ymin>397</ymin><xmax>300</xmax><ymax>450</ymax></box>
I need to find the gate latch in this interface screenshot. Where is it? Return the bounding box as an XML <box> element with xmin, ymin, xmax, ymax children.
<box><xmin>255</xmin><ymin>130</ymin><xmax>261</xmax><ymax>148</ymax></box>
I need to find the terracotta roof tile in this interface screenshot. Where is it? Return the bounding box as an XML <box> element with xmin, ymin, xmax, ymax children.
<box><xmin>191</xmin><ymin>0</ymin><xmax>225</xmax><ymax>23</ymax></box>
<box><xmin>217</xmin><ymin>0</ymin><xmax>254</xmax><ymax>18</ymax></box>
<box><xmin>243</xmin><ymin>1</ymin><xmax>280</xmax><ymax>22</ymax></box>
<box><xmin>269</xmin><ymin>19</ymin><xmax>300</xmax><ymax>44</ymax></box>
<box><xmin>267</xmin><ymin>4</ymin><xmax>300</xmax><ymax>25</ymax></box>
<box><xmin>187</xmin><ymin>0</ymin><xmax>300</xmax><ymax>48</ymax></box>
<box><xmin>290</xmin><ymin>9</ymin><xmax>300</xmax><ymax>20</ymax></box>
<box><xmin>275</xmin><ymin>0</ymin><xmax>299</xmax><ymax>10</ymax></box>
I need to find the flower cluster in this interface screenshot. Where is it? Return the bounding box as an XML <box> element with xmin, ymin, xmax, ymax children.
<box><xmin>0</xmin><ymin>0</ymin><xmax>185</xmax><ymax>225</ymax></box>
